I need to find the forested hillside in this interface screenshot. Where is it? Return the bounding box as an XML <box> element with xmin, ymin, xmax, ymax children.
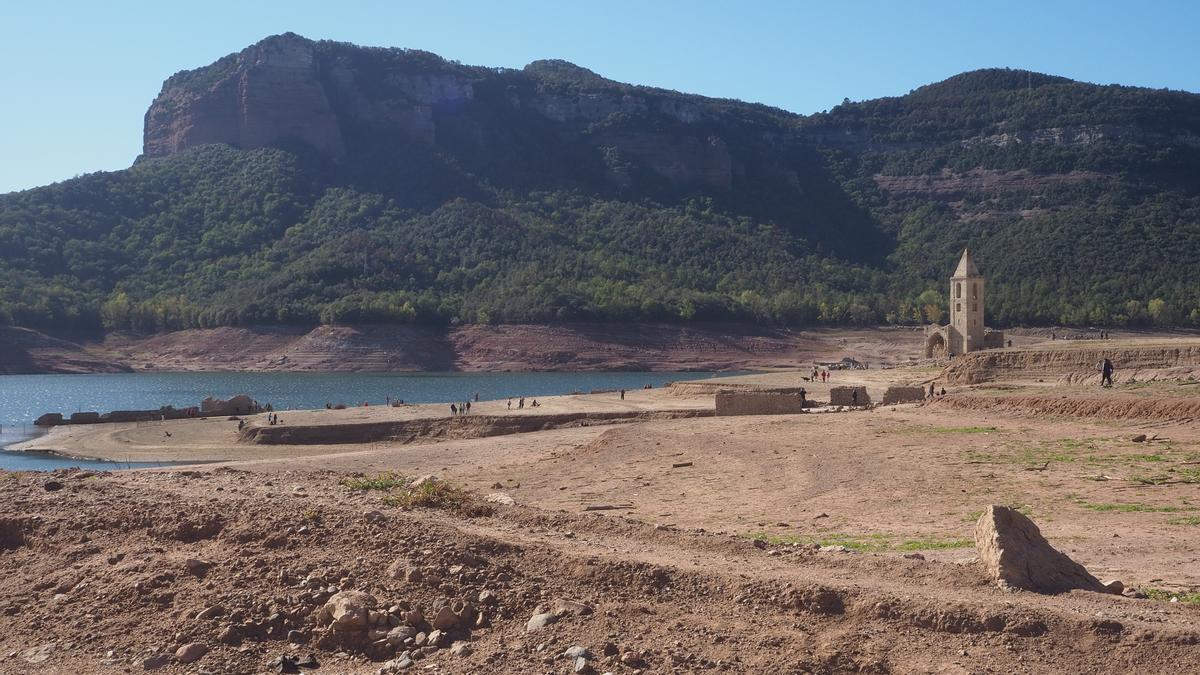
<box><xmin>2</xmin><ymin>34</ymin><xmax>1198</xmax><ymax>333</ymax></box>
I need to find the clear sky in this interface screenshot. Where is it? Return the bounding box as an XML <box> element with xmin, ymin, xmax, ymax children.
<box><xmin>2</xmin><ymin>0</ymin><xmax>1198</xmax><ymax>194</ymax></box>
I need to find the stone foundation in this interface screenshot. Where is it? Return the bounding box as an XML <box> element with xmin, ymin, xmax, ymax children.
<box><xmin>880</xmin><ymin>386</ymin><xmax>926</xmax><ymax>405</ymax></box>
<box><xmin>829</xmin><ymin>386</ymin><xmax>871</xmax><ymax>407</ymax></box>
<box><xmin>715</xmin><ymin>389</ymin><xmax>813</xmax><ymax>416</ymax></box>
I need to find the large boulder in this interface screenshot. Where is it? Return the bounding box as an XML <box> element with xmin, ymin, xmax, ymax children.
<box><xmin>974</xmin><ymin>505</ymin><xmax>1106</xmax><ymax>594</ymax></box>
<box><xmin>318</xmin><ymin>590</ymin><xmax>376</xmax><ymax>630</ymax></box>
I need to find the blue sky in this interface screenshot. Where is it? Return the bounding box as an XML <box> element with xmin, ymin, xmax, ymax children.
<box><xmin>2</xmin><ymin>0</ymin><xmax>1198</xmax><ymax>194</ymax></box>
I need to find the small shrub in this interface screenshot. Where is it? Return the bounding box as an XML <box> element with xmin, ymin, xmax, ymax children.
<box><xmin>340</xmin><ymin>472</ymin><xmax>407</xmax><ymax>491</ymax></box>
<box><xmin>383</xmin><ymin>481</ymin><xmax>493</xmax><ymax>517</ymax></box>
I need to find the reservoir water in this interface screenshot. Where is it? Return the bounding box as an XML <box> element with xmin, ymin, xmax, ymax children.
<box><xmin>0</xmin><ymin>370</ymin><xmax>727</xmax><ymax>471</ymax></box>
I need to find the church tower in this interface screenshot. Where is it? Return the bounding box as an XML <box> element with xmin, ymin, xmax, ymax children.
<box><xmin>948</xmin><ymin>248</ymin><xmax>984</xmax><ymax>355</ymax></box>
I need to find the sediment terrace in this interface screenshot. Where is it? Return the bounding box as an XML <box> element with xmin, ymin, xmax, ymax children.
<box><xmin>944</xmin><ymin>338</ymin><xmax>1200</xmax><ymax>384</ymax></box>
<box><xmin>239</xmin><ymin>409</ymin><xmax>711</xmax><ymax>445</ymax></box>
<box><xmin>936</xmin><ymin>391</ymin><xmax>1200</xmax><ymax>422</ymax></box>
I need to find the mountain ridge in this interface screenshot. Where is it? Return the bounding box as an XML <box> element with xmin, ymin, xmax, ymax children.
<box><xmin>2</xmin><ymin>34</ymin><xmax>1199</xmax><ymax>334</ymax></box>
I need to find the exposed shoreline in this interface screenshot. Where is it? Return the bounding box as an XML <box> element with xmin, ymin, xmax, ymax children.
<box><xmin>1</xmin><ymin>322</ymin><xmax>931</xmax><ymax>375</ymax></box>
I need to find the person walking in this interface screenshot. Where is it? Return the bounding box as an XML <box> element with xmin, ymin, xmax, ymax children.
<box><xmin>620</xmin><ymin>389</ymin><xmax>625</xmax><ymax>400</ymax></box>
<box><xmin>1101</xmin><ymin>358</ymin><xmax>1114</xmax><ymax>388</ymax></box>
<box><xmin>450</xmin><ymin>404</ymin><xmax>457</xmax><ymax>416</ymax></box>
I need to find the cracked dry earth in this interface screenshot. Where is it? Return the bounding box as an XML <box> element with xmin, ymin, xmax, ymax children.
<box><xmin>0</xmin><ymin>466</ymin><xmax>1198</xmax><ymax>675</ymax></box>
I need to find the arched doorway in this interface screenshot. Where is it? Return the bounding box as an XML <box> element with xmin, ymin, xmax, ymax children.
<box><xmin>925</xmin><ymin>332</ymin><xmax>946</xmax><ymax>358</ymax></box>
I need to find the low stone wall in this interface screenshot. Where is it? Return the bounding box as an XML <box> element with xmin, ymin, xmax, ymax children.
<box><xmin>829</xmin><ymin>386</ymin><xmax>871</xmax><ymax>407</ymax></box>
<box><xmin>715</xmin><ymin>390</ymin><xmax>812</xmax><ymax>416</ymax></box>
<box><xmin>880</xmin><ymin>386</ymin><xmax>926</xmax><ymax>405</ymax></box>
<box><xmin>38</xmin><ymin>405</ymin><xmax>208</xmax><ymax>426</ymax></box>
<box><xmin>34</xmin><ymin>413</ymin><xmax>64</xmax><ymax>426</ymax></box>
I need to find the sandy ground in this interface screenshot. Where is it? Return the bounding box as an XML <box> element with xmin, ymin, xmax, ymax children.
<box><xmin>3</xmin><ymin>334</ymin><xmax>1200</xmax><ymax>673</ymax></box>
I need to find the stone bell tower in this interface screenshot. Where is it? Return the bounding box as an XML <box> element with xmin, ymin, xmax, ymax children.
<box><xmin>949</xmin><ymin>248</ymin><xmax>984</xmax><ymax>355</ymax></box>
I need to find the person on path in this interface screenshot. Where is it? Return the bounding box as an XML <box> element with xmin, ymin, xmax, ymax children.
<box><xmin>450</xmin><ymin>404</ymin><xmax>457</xmax><ymax>416</ymax></box>
<box><xmin>507</xmin><ymin>399</ymin><xmax>512</xmax><ymax>410</ymax></box>
<box><xmin>928</xmin><ymin>382</ymin><xmax>936</xmax><ymax>399</ymax></box>
<box><xmin>1101</xmin><ymin>358</ymin><xmax>1114</xmax><ymax>387</ymax></box>
<box><xmin>620</xmin><ymin>389</ymin><xmax>625</xmax><ymax>400</ymax></box>
<box><xmin>465</xmin><ymin>401</ymin><xmax>472</xmax><ymax>414</ymax></box>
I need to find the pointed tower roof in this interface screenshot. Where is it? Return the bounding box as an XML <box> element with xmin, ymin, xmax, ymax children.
<box><xmin>953</xmin><ymin>248</ymin><xmax>981</xmax><ymax>278</ymax></box>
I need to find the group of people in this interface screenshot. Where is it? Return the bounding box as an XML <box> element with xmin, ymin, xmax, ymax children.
<box><xmin>266</xmin><ymin>412</ymin><xmax>282</xmax><ymax>425</ymax></box>
<box><xmin>926</xmin><ymin>382</ymin><xmax>947</xmax><ymax>399</ymax></box>
<box><xmin>809</xmin><ymin>367</ymin><xmax>831</xmax><ymax>383</ymax></box>
<box><xmin>504</xmin><ymin>397</ymin><xmax>538</xmax><ymax>410</ymax></box>
<box><xmin>450</xmin><ymin>401</ymin><xmax>472</xmax><ymax>416</ymax></box>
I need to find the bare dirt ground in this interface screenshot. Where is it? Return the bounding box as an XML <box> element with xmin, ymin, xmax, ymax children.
<box><xmin>4</xmin><ymin>334</ymin><xmax>1200</xmax><ymax>673</ymax></box>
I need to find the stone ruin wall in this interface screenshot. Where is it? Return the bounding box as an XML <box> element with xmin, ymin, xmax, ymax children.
<box><xmin>828</xmin><ymin>386</ymin><xmax>871</xmax><ymax>407</ymax></box>
<box><xmin>715</xmin><ymin>390</ymin><xmax>813</xmax><ymax>416</ymax></box>
<box><xmin>880</xmin><ymin>386</ymin><xmax>926</xmax><ymax>405</ymax></box>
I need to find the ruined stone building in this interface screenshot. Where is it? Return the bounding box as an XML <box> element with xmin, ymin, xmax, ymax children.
<box><xmin>924</xmin><ymin>249</ymin><xmax>1005</xmax><ymax>358</ymax></box>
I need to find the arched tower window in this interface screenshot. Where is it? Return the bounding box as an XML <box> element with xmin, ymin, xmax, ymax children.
<box><xmin>972</xmin><ymin>283</ymin><xmax>978</xmax><ymax>299</ymax></box>
<box><xmin>956</xmin><ymin>282</ymin><xmax>962</xmax><ymax>299</ymax></box>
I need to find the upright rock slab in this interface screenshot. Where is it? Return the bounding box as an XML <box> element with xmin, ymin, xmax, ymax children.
<box><xmin>974</xmin><ymin>505</ymin><xmax>1106</xmax><ymax>594</ymax></box>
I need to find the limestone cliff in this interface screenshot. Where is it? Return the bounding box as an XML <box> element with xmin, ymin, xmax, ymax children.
<box><xmin>142</xmin><ymin>34</ymin><xmax>758</xmax><ymax>193</ymax></box>
<box><xmin>144</xmin><ymin>34</ymin><xmax>344</xmax><ymax>158</ymax></box>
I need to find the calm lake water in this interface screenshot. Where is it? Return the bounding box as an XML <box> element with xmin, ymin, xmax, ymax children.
<box><xmin>0</xmin><ymin>371</ymin><xmax>727</xmax><ymax>471</ymax></box>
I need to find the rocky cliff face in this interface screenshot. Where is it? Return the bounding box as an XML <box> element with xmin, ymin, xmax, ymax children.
<box><xmin>142</xmin><ymin>34</ymin><xmax>762</xmax><ymax>193</ymax></box>
<box><xmin>144</xmin><ymin>34</ymin><xmax>345</xmax><ymax>158</ymax></box>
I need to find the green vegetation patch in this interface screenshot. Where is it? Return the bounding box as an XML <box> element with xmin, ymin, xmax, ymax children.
<box><xmin>1144</xmin><ymin>588</ymin><xmax>1200</xmax><ymax>605</ymax></box>
<box><xmin>1167</xmin><ymin>516</ymin><xmax>1200</xmax><ymax>526</ymax></box>
<box><xmin>382</xmin><ymin>481</ymin><xmax>493</xmax><ymax>517</ymax></box>
<box><xmin>340</xmin><ymin>471</ymin><xmax>492</xmax><ymax>516</ymax></box>
<box><xmin>747</xmin><ymin>531</ymin><xmax>972</xmax><ymax>553</ymax></box>
<box><xmin>1073</xmin><ymin>500</ymin><xmax>1190</xmax><ymax>513</ymax></box>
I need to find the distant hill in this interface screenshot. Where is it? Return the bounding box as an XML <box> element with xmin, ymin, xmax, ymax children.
<box><xmin>2</xmin><ymin>32</ymin><xmax>1199</xmax><ymax>333</ymax></box>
